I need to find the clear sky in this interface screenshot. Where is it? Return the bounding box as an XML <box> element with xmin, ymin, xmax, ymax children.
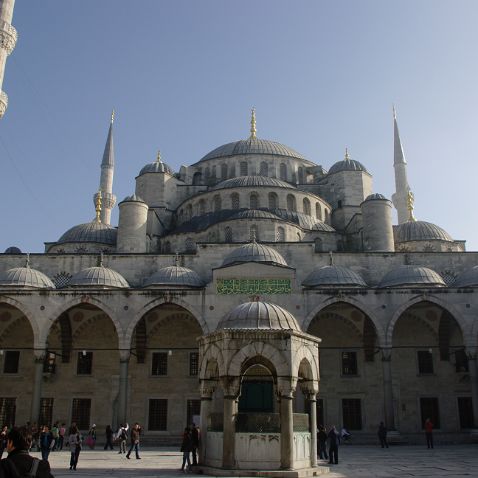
<box><xmin>1</xmin><ymin>0</ymin><xmax>477</xmax><ymax>252</ymax></box>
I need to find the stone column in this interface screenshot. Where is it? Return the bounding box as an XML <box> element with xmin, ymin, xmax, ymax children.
<box><xmin>30</xmin><ymin>350</ymin><xmax>46</xmax><ymax>424</ymax></box>
<box><xmin>466</xmin><ymin>348</ymin><xmax>478</xmax><ymax>428</ymax></box>
<box><xmin>280</xmin><ymin>391</ymin><xmax>294</xmax><ymax>470</ymax></box>
<box><xmin>308</xmin><ymin>393</ymin><xmax>318</xmax><ymax>467</ymax></box>
<box><xmin>118</xmin><ymin>352</ymin><xmax>130</xmax><ymax>426</ymax></box>
<box><xmin>199</xmin><ymin>383</ymin><xmax>214</xmax><ymax>465</ymax></box>
<box><xmin>221</xmin><ymin>377</ymin><xmax>239</xmax><ymax>469</ymax></box>
<box><xmin>381</xmin><ymin>348</ymin><xmax>395</xmax><ymax>430</ymax></box>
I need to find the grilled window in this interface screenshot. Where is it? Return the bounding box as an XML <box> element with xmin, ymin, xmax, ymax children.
<box><xmin>3</xmin><ymin>351</ymin><xmax>20</xmax><ymax>374</ymax></box>
<box><xmin>77</xmin><ymin>352</ymin><xmax>93</xmax><ymax>375</ymax></box>
<box><xmin>189</xmin><ymin>352</ymin><xmax>199</xmax><ymax>376</ymax></box>
<box><xmin>420</xmin><ymin>397</ymin><xmax>440</xmax><ymax>429</ymax></box>
<box><xmin>458</xmin><ymin>397</ymin><xmax>474</xmax><ymax>428</ymax></box>
<box><xmin>341</xmin><ymin>351</ymin><xmax>358</xmax><ymax>376</ymax></box>
<box><xmin>71</xmin><ymin>398</ymin><xmax>91</xmax><ymax>430</ymax></box>
<box><xmin>39</xmin><ymin>398</ymin><xmax>54</xmax><ymax>427</ymax></box>
<box><xmin>417</xmin><ymin>351</ymin><xmax>434</xmax><ymax>374</ymax></box>
<box><xmin>187</xmin><ymin>399</ymin><xmax>201</xmax><ymax>427</ymax></box>
<box><xmin>0</xmin><ymin>398</ymin><xmax>16</xmax><ymax>427</ymax></box>
<box><xmin>152</xmin><ymin>352</ymin><xmax>168</xmax><ymax>376</ymax></box>
<box><xmin>149</xmin><ymin>399</ymin><xmax>168</xmax><ymax>431</ymax></box>
<box><xmin>342</xmin><ymin>398</ymin><xmax>362</xmax><ymax>430</ymax></box>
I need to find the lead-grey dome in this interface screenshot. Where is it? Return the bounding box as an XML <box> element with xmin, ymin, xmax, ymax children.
<box><xmin>452</xmin><ymin>266</ymin><xmax>478</xmax><ymax>288</ymax></box>
<box><xmin>58</xmin><ymin>221</ymin><xmax>117</xmax><ymax>246</ymax></box>
<box><xmin>394</xmin><ymin>221</ymin><xmax>453</xmax><ymax>243</ymax></box>
<box><xmin>217</xmin><ymin>301</ymin><xmax>300</xmax><ymax>330</ymax></box>
<box><xmin>4</xmin><ymin>246</ymin><xmax>22</xmax><ymax>254</ymax></box>
<box><xmin>328</xmin><ymin>157</ymin><xmax>368</xmax><ymax>175</ymax></box>
<box><xmin>120</xmin><ymin>193</ymin><xmax>145</xmax><ymax>203</ymax></box>
<box><xmin>144</xmin><ymin>265</ymin><xmax>205</xmax><ymax>288</ymax></box>
<box><xmin>302</xmin><ymin>265</ymin><xmax>367</xmax><ymax>287</ymax></box>
<box><xmin>222</xmin><ymin>242</ymin><xmax>288</xmax><ymax>267</ymax></box>
<box><xmin>363</xmin><ymin>193</ymin><xmax>389</xmax><ymax>202</ymax></box>
<box><xmin>379</xmin><ymin>265</ymin><xmax>445</xmax><ymax>288</ymax></box>
<box><xmin>0</xmin><ymin>267</ymin><xmax>54</xmax><ymax>289</ymax></box>
<box><xmin>199</xmin><ymin>137</ymin><xmax>306</xmax><ymax>162</ymax></box>
<box><xmin>69</xmin><ymin>266</ymin><xmax>129</xmax><ymax>288</ymax></box>
<box><xmin>212</xmin><ymin>176</ymin><xmax>295</xmax><ymax>191</ymax></box>
<box><xmin>138</xmin><ymin>155</ymin><xmax>173</xmax><ymax>176</ymax></box>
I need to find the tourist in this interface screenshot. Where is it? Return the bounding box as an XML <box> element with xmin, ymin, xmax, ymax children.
<box><xmin>86</xmin><ymin>424</ymin><xmax>96</xmax><ymax>449</ymax></box>
<box><xmin>116</xmin><ymin>423</ymin><xmax>128</xmax><ymax>454</ymax></box>
<box><xmin>328</xmin><ymin>425</ymin><xmax>339</xmax><ymax>465</ymax></box>
<box><xmin>424</xmin><ymin>418</ymin><xmax>434</xmax><ymax>449</ymax></box>
<box><xmin>50</xmin><ymin>422</ymin><xmax>59</xmax><ymax>451</ymax></box>
<box><xmin>0</xmin><ymin>426</ymin><xmax>8</xmax><ymax>460</ymax></box>
<box><xmin>190</xmin><ymin>423</ymin><xmax>200</xmax><ymax>466</ymax></box>
<box><xmin>180</xmin><ymin>427</ymin><xmax>192</xmax><ymax>472</ymax></box>
<box><xmin>125</xmin><ymin>423</ymin><xmax>141</xmax><ymax>459</ymax></box>
<box><xmin>39</xmin><ymin>426</ymin><xmax>53</xmax><ymax>462</ymax></box>
<box><xmin>378</xmin><ymin>422</ymin><xmax>388</xmax><ymax>448</ymax></box>
<box><xmin>104</xmin><ymin>425</ymin><xmax>114</xmax><ymax>450</ymax></box>
<box><xmin>68</xmin><ymin>424</ymin><xmax>82</xmax><ymax>470</ymax></box>
<box><xmin>58</xmin><ymin>423</ymin><xmax>66</xmax><ymax>451</ymax></box>
<box><xmin>317</xmin><ymin>425</ymin><xmax>328</xmax><ymax>460</ymax></box>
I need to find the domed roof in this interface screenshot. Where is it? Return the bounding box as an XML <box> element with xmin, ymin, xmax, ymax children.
<box><xmin>302</xmin><ymin>265</ymin><xmax>367</xmax><ymax>287</ymax></box>
<box><xmin>4</xmin><ymin>246</ymin><xmax>22</xmax><ymax>254</ymax></box>
<box><xmin>144</xmin><ymin>265</ymin><xmax>205</xmax><ymax>288</ymax></box>
<box><xmin>379</xmin><ymin>265</ymin><xmax>445</xmax><ymax>288</ymax></box>
<box><xmin>58</xmin><ymin>221</ymin><xmax>117</xmax><ymax>246</ymax></box>
<box><xmin>69</xmin><ymin>266</ymin><xmax>129</xmax><ymax>288</ymax></box>
<box><xmin>217</xmin><ymin>301</ymin><xmax>300</xmax><ymax>330</ymax></box>
<box><xmin>222</xmin><ymin>242</ymin><xmax>288</xmax><ymax>267</ymax></box>
<box><xmin>452</xmin><ymin>266</ymin><xmax>478</xmax><ymax>287</ymax></box>
<box><xmin>363</xmin><ymin>193</ymin><xmax>389</xmax><ymax>202</ymax></box>
<box><xmin>212</xmin><ymin>176</ymin><xmax>295</xmax><ymax>191</ymax></box>
<box><xmin>199</xmin><ymin>137</ymin><xmax>306</xmax><ymax>163</ymax></box>
<box><xmin>138</xmin><ymin>152</ymin><xmax>173</xmax><ymax>176</ymax></box>
<box><xmin>120</xmin><ymin>193</ymin><xmax>145</xmax><ymax>203</ymax></box>
<box><xmin>328</xmin><ymin>150</ymin><xmax>368</xmax><ymax>175</ymax></box>
<box><xmin>229</xmin><ymin>209</ymin><xmax>281</xmax><ymax>221</ymax></box>
<box><xmin>394</xmin><ymin>221</ymin><xmax>453</xmax><ymax>243</ymax></box>
<box><xmin>0</xmin><ymin>266</ymin><xmax>54</xmax><ymax>289</ymax></box>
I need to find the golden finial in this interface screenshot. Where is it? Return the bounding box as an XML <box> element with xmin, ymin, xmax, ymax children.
<box><xmin>110</xmin><ymin>109</ymin><xmax>115</xmax><ymax>124</ymax></box>
<box><xmin>407</xmin><ymin>189</ymin><xmax>416</xmax><ymax>222</ymax></box>
<box><xmin>249</xmin><ymin>107</ymin><xmax>257</xmax><ymax>139</ymax></box>
<box><xmin>95</xmin><ymin>190</ymin><xmax>102</xmax><ymax>223</ymax></box>
<box><xmin>344</xmin><ymin>148</ymin><xmax>351</xmax><ymax>161</ymax></box>
<box><xmin>156</xmin><ymin>150</ymin><xmax>162</xmax><ymax>163</ymax></box>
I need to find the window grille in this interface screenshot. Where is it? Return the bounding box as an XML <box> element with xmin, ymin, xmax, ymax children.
<box><xmin>148</xmin><ymin>399</ymin><xmax>168</xmax><ymax>431</ymax></box>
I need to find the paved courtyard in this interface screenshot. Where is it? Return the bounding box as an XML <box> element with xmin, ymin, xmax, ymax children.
<box><xmin>30</xmin><ymin>445</ymin><xmax>477</xmax><ymax>478</ymax></box>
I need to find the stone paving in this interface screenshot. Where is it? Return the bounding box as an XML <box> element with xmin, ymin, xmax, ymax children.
<box><xmin>29</xmin><ymin>445</ymin><xmax>478</xmax><ymax>478</ymax></box>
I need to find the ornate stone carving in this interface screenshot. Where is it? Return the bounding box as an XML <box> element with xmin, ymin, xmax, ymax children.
<box><xmin>0</xmin><ymin>90</ymin><xmax>8</xmax><ymax>118</ymax></box>
<box><xmin>0</xmin><ymin>21</ymin><xmax>17</xmax><ymax>56</ymax></box>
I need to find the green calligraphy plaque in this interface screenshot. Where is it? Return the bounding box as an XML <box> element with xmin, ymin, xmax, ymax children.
<box><xmin>217</xmin><ymin>278</ymin><xmax>291</xmax><ymax>295</ymax></box>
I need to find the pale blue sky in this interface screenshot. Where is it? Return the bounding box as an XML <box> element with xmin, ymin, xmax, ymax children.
<box><xmin>1</xmin><ymin>0</ymin><xmax>477</xmax><ymax>252</ymax></box>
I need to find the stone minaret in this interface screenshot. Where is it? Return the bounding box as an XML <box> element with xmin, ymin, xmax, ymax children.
<box><xmin>391</xmin><ymin>107</ymin><xmax>410</xmax><ymax>224</ymax></box>
<box><xmin>93</xmin><ymin>111</ymin><xmax>117</xmax><ymax>225</ymax></box>
<box><xmin>0</xmin><ymin>0</ymin><xmax>17</xmax><ymax>118</ymax></box>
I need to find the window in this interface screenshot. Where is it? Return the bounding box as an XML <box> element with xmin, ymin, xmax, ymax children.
<box><xmin>149</xmin><ymin>399</ymin><xmax>168</xmax><ymax>431</ymax></box>
<box><xmin>192</xmin><ymin>172</ymin><xmax>202</xmax><ymax>185</ymax></box>
<box><xmin>213</xmin><ymin>195</ymin><xmax>222</xmax><ymax>212</ymax></box>
<box><xmin>286</xmin><ymin>194</ymin><xmax>296</xmax><ymax>212</ymax></box>
<box><xmin>199</xmin><ymin>199</ymin><xmax>206</xmax><ymax>215</ymax></box>
<box><xmin>224</xmin><ymin>227</ymin><xmax>233</xmax><ymax>243</ymax></box>
<box><xmin>71</xmin><ymin>398</ymin><xmax>91</xmax><ymax>430</ymax></box>
<box><xmin>231</xmin><ymin>193</ymin><xmax>240</xmax><ymax>210</ymax></box>
<box><xmin>240</xmin><ymin>162</ymin><xmax>248</xmax><ymax>176</ymax></box>
<box><xmin>187</xmin><ymin>399</ymin><xmax>201</xmax><ymax>427</ymax></box>
<box><xmin>314</xmin><ymin>238</ymin><xmax>323</xmax><ymax>252</ymax></box>
<box><xmin>185</xmin><ymin>237</ymin><xmax>196</xmax><ymax>252</ymax></box>
<box><xmin>3</xmin><ymin>351</ymin><xmax>20</xmax><ymax>374</ymax></box>
<box><xmin>77</xmin><ymin>352</ymin><xmax>93</xmax><ymax>375</ymax></box>
<box><xmin>221</xmin><ymin>163</ymin><xmax>228</xmax><ymax>179</ymax></box>
<box><xmin>0</xmin><ymin>398</ymin><xmax>16</xmax><ymax>427</ymax></box>
<box><xmin>276</xmin><ymin>227</ymin><xmax>285</xmax><ymax>242</ymax></box>
<box><xmin>303</xmin><ymin>198</ymin><xmax>311</xmax><ymax>215</ymax></box>
<box><xmin>268</xmin><ymin>192</ymin><xmax>278</xmax><ymax>209</ymax></box>
<box><xmin>250</xmin><ymin>225</ymin><xmax>258</xmax><ymax>241</ymax></box>
<box><xmin>260</xmin><ymin>162</ymin><xmax>268</xmax><ymax>176</ymax></box>
<box><xmin>420</xmin><ymin>397</ymin><xmax>440</xmax><ymax>429</ymax></box>
<box><xmin>458</xmin><ymin>397</ymin><xmax>474</xmax><ymax>429</ymax></box>
<box><xmin>250</xmin><ymin>193</ymin><xmax>259</xmax><ymax>209</ymax></box>
<box><xmin>189</xmin><ymin>352</ymin><xmax>199</xmax><ymax>376</ymax></box>
<box><xmin>43</xmin><ymin>352</ymin><xmax>56</xmax><ymax>374</ymax></box>
<box><xmin>279</xmin><ymin>163</ymin><xmax>287</xmax><ymax>180</ymax></box>
<box><xmin>152</xmin><ymin>352</ymin><xmax>168</xmax><ymax>376</ymax></box>
<box><xmin>316</xmin><ymin>203</ymin><xmax>322</xmax><ymax>221</ymax></box>
<box><xmin>341</xmin><ymin>351</ymin><xmax>358</xmax><ymax>376</ymax></box>
<box><xmin>417</xmin><ymin>351</ymin><xmax>434</xmax><ymax>374</ymax></box>
<box><xmin>186</xmin><ymin>204</ymin><xmax>192</xmax><ymax>219</ymax></box>
<box><xmin>211</xmin><ymin>165</ymin><xmax>217</xmax><ymax>180</ymax></box>
<box><xmin>298</xmin><ymin>167</ymin><xmax>305</xmax><ymax>184</ymax></box>
<box><xmin>455</xmin><ymin>349</ymin><xmax>469</xmax><ymax>373</ymax></box>
<box><xmin>229</xmin><ymin>164</ymin><xmax>236</xmax><ymax>178</ymax></box>
<box><xmin>39</xmin><ymin>398</ymin><xmax>54</xmax><ymax>427</ymax></box>
<box><xmin>324</xmin><ymin>209</ymin><xmax>329</xmax><ymax>223</ymax></box>
<box><xmin>342</xmin><ymin>398</ymin><xmax>362</xmax><ymax>430</ymax></box>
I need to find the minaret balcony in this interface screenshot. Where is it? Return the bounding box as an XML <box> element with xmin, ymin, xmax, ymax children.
<box><xmin>0</xmin><ymin>90</ymin><xmax>8</xmax><ymax>118</ymax></box>
<box><xmin>0</xmin><ymin>20</ymin><xmax>17</xmax><ymax>55</ymax></box>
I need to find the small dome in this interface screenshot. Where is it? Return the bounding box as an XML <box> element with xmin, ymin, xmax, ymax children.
<box><xmin>58</xmin><ymin>221</ymin><xmax>117</xmax><ymax>246</ymax></box>
<box><xmin>394</xmin><ymin>221</ymin><xmax>453</xmax><ymax>243</ymax></box>
<box><xmin>328</xmin><ymin>156</ymin><xmax>368</xmax><ymax>175</ymax></box>
<box><xmin>144</xmin><ymin>265</ymin><xmax>205</xmax><ymax>288</ymax></box>
<box><xmin>222</xmin><ymin>242</ymin><xmax>288</xmax><ymax>267</ymax></box>
<box><xmin>69</xmin><ymin>266</ymin><xmax>129</xmax><ymax>288</ymax></box>
<box><xmin>0</xmin><ymin>267</ymin><xmax>54</xmax><ymax>289</ymax></box>
<box><xmin>120</xmin><ymin>193</ymin><xmax>145</xmax><ymax>203</ymax></box>
<box><xmin>452</xmin><ymin>266</ymin><xmax>478</xmax><ymax>287</ymax></box>
<box><xmin>363</xmin><ymin>193</ymin><xmax>389</xmax><ymax>202</ymax></box>
<box><xmin>379</xmin><ymin>265</ymin><xmax>445</xmax><ymax>288</ymax></box>
<box><xmin>302</xmin><ymin>265</ymin><xmax>367</xmax><ymax>287</ymax></box>
<box><xmin>138</xmin><ymin>153</ymin><xmax>173</xmax><ymax>176</ymax></box>
<box><xmin>4</xmin><ymin>246</ymin><xmax>22</xmax><ymax>254</ymax></box>
<box><xmin>212</xmin><ymin>176</ymin><xmax>295</xmax><ymax>191</ymax></box>
<box><xmin>217</xmin><ymin>301</ymin><xmax>300</xmax><ymax>330</ymax></box>
<box><xmin>199</xmin><ymin>137</ymin><xmax>306</xmax><ymax>162</ymax></box>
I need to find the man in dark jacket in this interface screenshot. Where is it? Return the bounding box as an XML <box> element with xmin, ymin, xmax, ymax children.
<box><xmin>125</xmin><ymin>423</ymin><xmax>141</xmax><ymax>460</ymax></box>
<box><xmin>327</xmin><ymin>425</ymin><xmax>339</xmax><ymax>465</ymax></box>
<box><xmin>1</xmin><ymin>426</ymin><xmax>53</xmax><ymax>477</ymax></box>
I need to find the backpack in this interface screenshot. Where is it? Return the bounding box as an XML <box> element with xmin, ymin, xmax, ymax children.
<box><xmin>120</xmin><ymin>429</ymin><xmax>127</xmax><ymax>441</ymax></box>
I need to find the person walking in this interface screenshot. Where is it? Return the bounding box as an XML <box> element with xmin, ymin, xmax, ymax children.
<box><xmin>68</xmin><ymin>424</ymin><xmax>82</xmax><ymax>470</ymax></box>
<box><xmin>116</xmin><ymin>423</ymin><xmax>129</xmax><ymax>454</ymax></box>
<box><xmin>190</xmin><ymin>423</ymin><xmax>200</xmax><ymax>466</ymax></box>
<box><xmin>104</xmin><ymin>425</ymin><xmax>114</xmax><ymax>450</ymax></box>
<box><xmin>39</xmin><ymin>426</ymin><xmax>53</xmax><ymax>462</ymax></box>
<box><xmin>0</xmin><ymin>426</ymin><xmax>8</xmax><ymax>460</ymax></box>
<box><xmin>180</xmin><ymin>427</ymin><xmax>192</xmax><ymax>473</ymax></box>
<box><xmin>125</xmin><ymin>423</ymin><xmax>141</xmax><ymax>459</ymax></box>
<box><xmin>317</xmin><ymin>425</ymin><xmax>328</xmax><ymax>460</ymax></box>
<box><xmin>50</xmin><ymin>422</ymin><xmax>59</xmax><ymax>451</ymax></box>
<box><xmin>86</xmin><ymin>424</ymin><xmax>97</xmax><ymax>449</ymax></box>
<box><xmin>378</xmin><ymin>422</ymin><xmax>388</xmax><ymax>448</ymax></box>
<box><xmin>328</xmin><ymin>425</ymin><xmax>339</xmax><ymax>465</ymax></box>
<box><xmin>424</xmin><ymin>418</ymin><xmax>434</xmax><ymax>449</ymax></box>
<box><xmin>58</xmin><ymin>423</ymin><xmax>66</xmax><ymax>451</ymax></box>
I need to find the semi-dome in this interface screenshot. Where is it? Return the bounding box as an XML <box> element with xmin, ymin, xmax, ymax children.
<box><xmin>217</xmin><ymin>301</ymin><xmax>300</xmax><ymax>330</ymax></box>
<box><xmin>222</xmin><ymin>242</ymin><xmax>288</xmax><ymax>267</ymax></box>
<box><xmin>0</xmin><ymin>266</ymin><xmax>54</xmax><ymax>289</ymax></box>
<box><xmin>452</xmin><ymin>266</ymin><xmax>478</xmax><ymax>288</ymax></box>
<box><xmin>69</xmin><ymin>266</ymin><xmax>129</xmax><ymax>288</ymax></box>
<box><xmin>199</xmin><ymin>137</ymin><xmax>307</xmax><ymax>163</ymax></box>
<box><xmin>394</xmin><ymin>221</ymin><xmax>453</xmax><ymax>243</ymax></box>
<box><xmin>379</xmin><ymin>265</ymin><xmax>445</xmax><ymax>288</ymax></box>
<box><xmin>212</xmin><ymin>176</ymin><xmax>295</xmax><ymax>191</ymax></box>
<box><xmin>144</xmin><ymin>265</ymin><xmax>205</xmax><ymax>288</ymax></box>
<box><xmin>138</xmin><ymin>152</ymin><xmax>173</xmax><ymax>176</ymax></box>
<box><xmin>57</xmin><ymin>221</ymin><xmax>117</xmax><ymax>246</ymax></box>
<box><xmin>302</xmin><ymin>265</ymin><xmax>367</xmax><ymax>287</ymax></box>
<box><xmin>328</xmin><ymin>150</ymin><xmax>368</xmax><ymax>175</ymax></box>
<box><xmin>4</xmin><ymin>246</ymin><xmax>22</xmax><ymax>254</ymax></box>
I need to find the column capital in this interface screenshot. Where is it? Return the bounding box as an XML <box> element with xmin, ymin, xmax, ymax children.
<box><xmin>381</xmin><ymin>348</ymin><xmax>392</xmax><ymax>362</ymax></box>
<box><xmin>220</xmin><ymin>376</ymin><xmax>241</xmax><ymax>398</ymax></box>
<box><xmin>33</xmin><ymin>349</ymin><xmax>47</xmax><ymax>363</ymax></box>
<box><xmin>119</xmin><ymin>350</ymin><xmax>131</xmax><ymax>362</ymax></box>
<box><xmin>278</xmin><ymin>377</ymin><xmax>297</xmax><ymax>398</ymax></box>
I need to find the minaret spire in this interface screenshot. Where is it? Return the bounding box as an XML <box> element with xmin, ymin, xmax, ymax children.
<box><xmin>391</xmin><ymin>106</ymin><xmax>411</xmax><ymax>224</ymax></box>
<box><xmin>249</xmin><ymin>107</ymin><xmax>257</xmax><ymax>139</ymax></box>
<box><xmin>93</xmin><ymin>110</ymin><xmax>117</xmax><ymax>225</ymax></box>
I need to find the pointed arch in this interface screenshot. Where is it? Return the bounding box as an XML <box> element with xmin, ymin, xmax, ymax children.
<box><xmin>292</xmin><ymin>345</ymin><xmax>319</xmax><ymax>382</ymax></box>
<box><xmin>0</xmin><ymin>297</ymin><xmax>39</xmax><ymax>344</ymax></box>
<box><xmin>199</xmin><ymin>343</ymin><xmax>226</xmax><ymax>379</ymax></box>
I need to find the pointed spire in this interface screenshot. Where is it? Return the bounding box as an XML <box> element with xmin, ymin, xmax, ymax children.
<box><xmin>249</xmin><ymin>107</ymin><xmax>257</xmax><ymax>139</ymax></box>
<box><xmin>393</xmin><ymin>106</ymin><xmax>406</xmax><ymax>165</ymax></box>
<box><xmin>101</xmin><ymin>110</ymin><xmax>115</xmax><ymax>168</ymax></box>
<box><xmin>110</xmin><ymin>109</ymin><xmax>115</xmax><ymax>124</ymax></box>
<box><xmin>95</xmin><ymin>189</ymin><xmax>102</xmax><ymax>223</ymax></box>
<box><xmin>406</xmin><ymin>190</ymin><xmax>416</xmax><ymax>222</ymax></box>
<box><xmin>344</xmin><ymin>148</ymin><xmax>351</xmax><ymax>161</ymax></box>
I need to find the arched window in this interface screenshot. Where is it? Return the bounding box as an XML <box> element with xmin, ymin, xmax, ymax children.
<box><xmin>298</xmin><ymin>167</ymin><xmax>305</xmax><ymax>184</ymax></box>
<box><xmin>260</xmin><ymin>161</ymin><xmax>268</xmax><ymax>176</ymax></box>
<box><xmin>211</xmin><ymin>165</ymin><xmax>217</xmax><ymax>180</ymax></box>
<box><xmin>250</xmin><ymin>192</ymin><xmax>259</xmax><ymax>209</ymax></box>
<box><xmin>213</xmin><ymin>195</ymin><xmax>222</xmax><ymax>212</ymax></box>
<box><xmin>185</xmin><ymin>237</ymin><xmax>196</xmax><ymax>252</ymax></box>
<box><xmin>221</xmin><ymin>163</ymin><xmax>228</xmax><ymax>179</ymax></box>
<box><xmin>229</xmin><ymin>164</ymin><xmax>236</xmax><ymax>178</ymax></box>
<box><xmin>287</xmin><ymin>194</ymin><xmax>297</xmax><ymax>212</ymax></box>
<box><xmin>303</xmin><ymin>197</ymin><xmax>311</xmax><ymax>216</ymax></box>
<box><xmin>240</xmin><ymin>161</ymin><xmax>248</xmax><ymax>176</ymax></box>
<box><xmin>193</xmin><ymin>172</ymin><xmax>202</xmax><ymax>185</ymax></box>
<box><xmin>324</xmin><ymin>209</ymin><xmax>329</xmax><ymax>223</ymax></box>
<box><xmin>208</xmin><ymin>231</ymin><xmax>217</xmax><ymax>242</ymax></box>
<box><xmin>205</xmin><ymin>167</ymin><xmax>211</xmax><ymax>180</ymax></box>
<box><xmin>280</xmin><ymin>163</ymin><xmax>287</xmax><ymax>181</ymax></box>
<box><xmin>314</xmin><ymin>237</ymin><xmax>323</xmax><ymax>252</ymax></box>
<box><xmin>199</xmin><ymin>199</ymin><xmax>206</xmax><ymax>215</ymax></box>
<box><xmin>163</xmin><ymin>241</ymin><xmax>171</xmax><ymax>253</ymax></box>
<box><xmin>276</xmin><ymin>227</ymin><xmax>285</xmax><ymax>242</ymax></box>
<box><xmin>315</xmin><ymin>203</ymin><xmax>322</xmax><ymax>221</ymax></box>
<box><xmin>268</xmin><ymin>192</ymin><xmax>278</xmax><ymax>209</ymax></box>
<box><xmin>231</xmin><ymin>193</ymin><xmax>240</xmax><ymax>210</ymax></box>
<box><xmin>186</xmin><ymin>204</ymin><xmax>193</xmax><ymax>219</ymax></box>
<box><xmin>225</xmin><ymin>227</ymin><xmax>233</xmax><ymax>243</ymax></box>
<box><xmin>250</xmin><ymin>225</ymin><xmax>258</xmax><ymax>241</ymax></box>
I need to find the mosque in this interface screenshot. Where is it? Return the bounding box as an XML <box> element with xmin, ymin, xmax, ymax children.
<box><xmin>1</xmin><ymin>0</ymin><xmax>478</xmax><ymax>470</ymax></box>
